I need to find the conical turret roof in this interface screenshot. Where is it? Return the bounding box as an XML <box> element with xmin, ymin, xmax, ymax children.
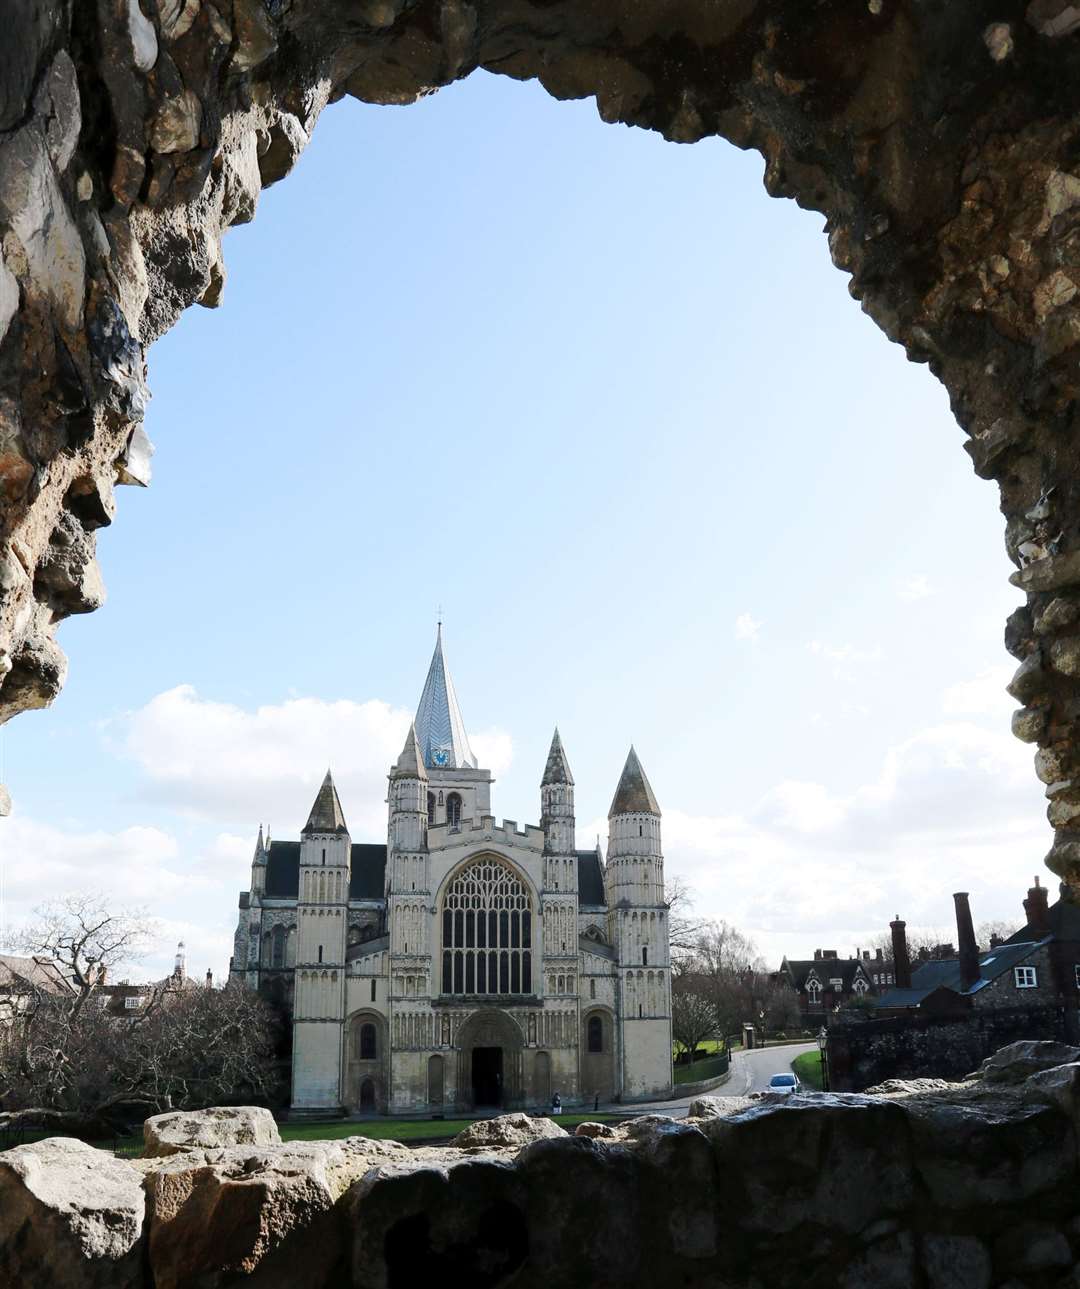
<box><xmin>414</xmin><ymin>625</ymin><xmax>477</xmax><ymax>771</ymax></box>
<box><xmin>541</xmin><ymin>727</ymin><xmax>574</xmax><ymax>786</ymax></box>
<box><xmin>392</xmin><ymin>723</ymin><xmax>428</xmax><ymax>780</ymax></box>
<box><xmin>302</xmin><ymin>769</ymin><xmax>349</xmax><ymax>834</ymax></box>
<box><xmin>608</xmin><ymin>746</ymin><xmax>660</xmax><ymax>817</ymax></box>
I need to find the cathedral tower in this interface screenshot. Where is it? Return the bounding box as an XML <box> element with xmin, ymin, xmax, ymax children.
<box><xmin>292</xmin><ymin>771</ymin><xmax>350</xmax><ymax>1110</ymax></box>
<box><xmin>606</xmin><ymin>747</ymin><xmax>672</xmax><ymax>1098</ymax></box>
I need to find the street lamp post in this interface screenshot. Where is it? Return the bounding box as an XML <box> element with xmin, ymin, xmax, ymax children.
<box><xmin>818</xmin><ymin>1026</ymin><xmax>830</xmax><ymax>1091</ymax></box>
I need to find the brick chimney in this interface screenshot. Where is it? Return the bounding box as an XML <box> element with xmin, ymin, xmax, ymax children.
<box><xmin>954</xmin><ymin>892</ymin><xmax>980</xmax><ymax>992</ymax></box>
<box><xmin>890</xmin><ymin>916</ymin><xmax>911</xmax><ymax>989</ymax></box>
<box><xmin>1023</xmin><ymin>875</ymin><xmax>1050</xmax><ymax>933</ymax></box>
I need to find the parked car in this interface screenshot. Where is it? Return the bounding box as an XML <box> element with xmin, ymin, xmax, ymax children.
<box><xmin>767</xmin><ymin>1073</ymin><xmax>801</xmax><ymax>1095</ymax></box>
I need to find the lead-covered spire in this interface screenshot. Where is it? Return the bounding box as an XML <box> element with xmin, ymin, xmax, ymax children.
<box><xmin>541</xmin><ymin>727</ymin><xmax>574</xmax><ymax>786</ymax></box>
<box><xmin>414</xmin><ymin>625</ymin><xmax>477</xmax><ymax>770</ymax></box>
<box><xmin>302</xmin><ymin>769</ymin><xmax>349</xmax><ymax>834</ymax></box>
<box><xmin>608</xmin><ymin>746</ymin><xmax>661</xmax><ymax>817</ymax></box>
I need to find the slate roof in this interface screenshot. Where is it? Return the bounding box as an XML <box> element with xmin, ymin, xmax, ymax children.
<box><xmin>577</xmin><ymin>849</ymin><xmax>606</xmax><ymax>906</ymax></box>
<box><xmin>782</xmin><ymin>956</ymin><xmax>873</xmax><ymax>993</ymax></box>
<box><xmin>875</xmin><ymin>939</ymin><xmax>1046</xmax><ymax>1007</ymax></box>
<box><xmin>263</xmin><ymin>841</ymin><xmax>387</xmax><ymax>900</ymax></box>
<box><xmin>608</xmin><ymin>747</ymin><xmax>661</xmax><ymax>817</ymax></box>
<box><xmin>0</xmin><ymin>954</ymin><xmax>73</xmax><ymax>995</ymax></box>
<box><xmin>302</xmin><ymin>771</ymin><xmax>349</xmax><ymax>835</ymax></box>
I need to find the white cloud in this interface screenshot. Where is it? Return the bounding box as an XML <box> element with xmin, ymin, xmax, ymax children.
<box><xmin>115</xmin><ymin>684</ymin><xmax>512</xmax><ymax>836</ymax></box>
<box><xmin>0</xmin><ymin>812</ymin><xmax>244</xmax><ymax>982</ymax></box>
<box><xmin>647</xmin><ymin>702</ymin><xmax>1046</xmax><ymax>969</ymax></box>
<box><xmin>807</xmin><ymin>640</ymin><xmax>883</xmax><ymax>666</ymax></box>
<box><xmin>898</xmin><ymin>575</ymin><xmax>934</xmax><ymax>602</ymax></box>
<box><xmin>942</xmin><ymin>665</ymin><xmax>1014</xmax><ymax>718</ymax></box>
<box><xmin>735</xmin><ymin>613</ymin><xmax>762</xmax><ymax>641</ymax></box>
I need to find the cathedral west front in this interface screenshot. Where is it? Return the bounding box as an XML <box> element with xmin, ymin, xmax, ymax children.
<box><xmin>229</xmin><ymin>630</ymin><xmax>673</xmax><ymax>1113</ymax></box>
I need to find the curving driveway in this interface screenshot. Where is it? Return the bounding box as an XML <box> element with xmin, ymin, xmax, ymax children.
<box><xmin>608</xmin><ymin>1042</ymin><xmax>816</xmax><ymax>1117</ymax></box>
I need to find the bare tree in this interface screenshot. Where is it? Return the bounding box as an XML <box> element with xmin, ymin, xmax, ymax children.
<box><xmin>12</xmin><ymin>893</ymin><xmax>154</xmax><ymax>1008</ymax></box>
<box><xmin>671</xmin><ymin>984</ymin><xmax>721</xmax><ymax>1061</ymax></box>
<box><xmin>666</xmin><ymin>875</ymin><xmax>708</xmax><ymax>963</ymax></box>
<box><xmin>976</xmin><ymin>919</ymin><xmax>1018</xmax><ymax>949</ymax></box>
<box><xmin>1</xmin><ymin>896</ymin><xmax>281</xmax><ymax>1135</ymax></box>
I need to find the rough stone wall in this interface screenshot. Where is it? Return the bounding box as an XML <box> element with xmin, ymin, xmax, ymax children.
<box><xmin>829</xmin><ymin>1003</ymin><xmax>1064</xmax><ymax>1091</ymax></box>
<box><xmin>7</xmin><ymin>1062</ymin><xmax>1080</xmax><ymax>1288</ymax></box>
<box><xmin>7</xmin><ymin>2</ymin><xmax>1080</xmax><ymax>880</ymax></box>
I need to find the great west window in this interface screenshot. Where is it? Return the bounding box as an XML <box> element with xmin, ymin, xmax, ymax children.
<box><xmin>442</xmin><ymin>857</ymin><xmax>532</xmax><ymax>995</ymax></box>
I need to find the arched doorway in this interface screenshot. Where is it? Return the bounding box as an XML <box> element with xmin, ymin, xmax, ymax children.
<box><xmin>454</xmin><ymin>1009</ymin><xmax>524</xmax><ymax>1110</ymax></box>
<box><xmin>360</xmin><ymin>1078</ymin><xmax>376</xmax><ymax>1111</ymax></box>
<box><xmin>581</xmin><ymin>1007</ymin><xmax>615</xmax><ymax>1103</ymax></box>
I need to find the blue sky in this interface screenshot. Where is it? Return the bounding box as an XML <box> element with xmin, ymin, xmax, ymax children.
<box><xmin>0</xmin><ymin>72</ymin><xmax>1047</xmax><ymax>977</ymax></box>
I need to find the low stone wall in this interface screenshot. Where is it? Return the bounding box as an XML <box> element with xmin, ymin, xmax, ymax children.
<box><xmin>829</xmin><ymin>1005</ymin><xmax>1063</xmax><ymax>1091</ymax></box>
<box><xmin>670</xmin><ymin>1066</ymin><xmax>732</xmax><ymax>1099</ymax></box>
<box><xmin>4</xmin><ymin>1052</ymin><xmax>1080</xmax><ymax>1288</ymax></box>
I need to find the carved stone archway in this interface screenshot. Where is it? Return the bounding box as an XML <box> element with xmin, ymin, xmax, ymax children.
<box><xmin>6</xmin><ymin>8</ymin><xmax>1080</xmax><ymax>897</ymax></box>
<box><xmin>454</xmin><ymin>1008</ymin><xmax>524</xmax><ymax>1111</ymax></box>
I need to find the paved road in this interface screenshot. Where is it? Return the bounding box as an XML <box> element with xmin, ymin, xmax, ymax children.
<box><xmin>610</xmin><ymin>1042</ymin><xmax>816</xmax><ymax>1117</ymax></box>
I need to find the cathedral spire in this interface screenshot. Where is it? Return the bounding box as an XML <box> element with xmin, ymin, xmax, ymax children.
<box><xmin>302</xmin><ymin>769</ymin><xmax>349</xmax><ymax>834</ymax></box>
<box><xmin>414</xmin><ymin>625</ymin><xmax>477</xmax><ymax>770</ymax></box>
<box><xmin>608</xmin><ymin>746</ymin><xmax>661</xmax><ymax>817</ymax></box>
<box><xmin>541</xmin><ymin>727</ymin><xmax>574</xmax><ymax>786</ymax></box>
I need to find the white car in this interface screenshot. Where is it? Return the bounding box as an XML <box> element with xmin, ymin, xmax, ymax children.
<box><xmin>767</xmin><ymin>1073</ymin><xmax>801</xmax><ymax>1095</ymax></box>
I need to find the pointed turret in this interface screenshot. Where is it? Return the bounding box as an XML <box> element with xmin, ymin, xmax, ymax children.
<box><xmin>541</xmin><ymin>727</ymin><xmax>576</xmax><ymax>859</ymax></box>
<box><xmin>414</xmin><ymin>625</ymin><xmax>477</xmax><ymax>770</ymax></box>
<box><xmin>302</xmin><ymin>769</ymin><xmax>349</xmax><ymax>835</ymax></box>
<box><xmin>391</xmin><ymin>723</ymin><xmax>428</xmax><ymax>780</ymax></box>
<box><xmin>541</xmin><ymin>727</ymin><xmax>574</xmax><ymax>786</ymax></box>
<box><xmin>608</xmin><ymin>747</ymin><xmax>661</xmax><ymax>817</ymax></box>
<box><xmin>253</xmin><ymin>823</ymin><xmax>265</xmax><ymax>858</ymax></box>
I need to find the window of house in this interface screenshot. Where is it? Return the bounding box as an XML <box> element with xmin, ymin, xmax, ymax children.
<box><xmin>853</xmin><ymin>977</ymin><xmax>869</xmax><ymax>995</ymax></box>
<box><xmin>642</xmin><ymin>947</ymin><xmax>648</xmax><ymax>966</ymax></box>
<box><xmin>588</xmin><ymin>1015</ymin><xmax>603</xmax><ymax>1052</ymax></box>
<box><xmin>590</xmin><ymin>979</ymin><xmax>596</xmax><ymax>999</ymax></box>
<box><xmin>124</xmin><ymin>995</ymin><xmax>142</xmax><ymax>1009</ymax></box>
<box><xmin>446</xmin><ymin>793</ymin><xmax>462</xmax><ymax>828</ymax></box>
<box><xmin>1015</xmin><ymin>966</ymin><xmax>1038</xmax><ymax>988</ymax></box>
<box><xmin>321</xmin><ymin>847</ymin><xmax>326</xmax><ymax>865</ymax></box>
<box><xmin>271</xmin><ymin>924</ymin><xmax>287</xmax><ymax>969</ymax></box>
<box><xmin>427</xmin><ymin>792</ymin><xmax>435</xmax><ymax>825</ymax></box>
<box><xmin>806</xmin><ymin>980</ymin><xmax>821</xmax><ymax>1003</ymax></box>
<box><xmin>829</xmin><ymin>978</ymin><xmax>843</xmax><ymax>990</ymax></box>
<box><xmin>359</xmin><ymin>1023</ymin><xmax>376</xmax><ymax>1059</ymax></box>
<box><xmin>370</xmin><ymin>979</ymin><xmax>377</xmax><ymax>1002</ymax></box>
<box><xmin>318</xmin><ymin>945</ymin><xmax>323</xmax><ymax>964</ymax></box>
<box><xmin>441</xmin><ymin>857</ymin><xmax>531</xmax><ymax>996</ymax></box>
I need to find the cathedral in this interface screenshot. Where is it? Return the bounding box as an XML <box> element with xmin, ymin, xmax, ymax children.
<box><xmin>229</xmin><ymin>630</ymin><xmax>673</xmax><ymax>1113</ymax></box>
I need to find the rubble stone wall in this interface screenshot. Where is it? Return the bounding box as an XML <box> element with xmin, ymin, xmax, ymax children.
<box><xmin>829</xmin><ymin>1003</ymin><xmax>1064</xmax><ymax>1091</ymax></box>
<box><xmin>5</xmin><ymin>3</ymin><xmax>1080</xmax><ymax>884</ymax></box>
<box><xmin>5</xmin><ymin>1061</ymin><xmax>1080</xmax><ymax>1288</ymax></box>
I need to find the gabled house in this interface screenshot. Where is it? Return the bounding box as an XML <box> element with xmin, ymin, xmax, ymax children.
<box><xmin>779</xmin><ymin>949</ymin><xmax>878</xmax><ymax>1022</ymax></box>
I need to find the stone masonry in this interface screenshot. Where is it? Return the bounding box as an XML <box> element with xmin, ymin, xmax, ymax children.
<box><xmin>3</xmin><ymin>4</ymin><xmax>1080</xmax><ymax>890</ymax></box>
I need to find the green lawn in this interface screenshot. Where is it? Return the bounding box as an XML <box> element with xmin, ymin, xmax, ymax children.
<box><xmin>279</xmin><ymin>1112</ymin><xmax>626</xmax><ymax>1144</ymax></box>
<box><xmin>792</xmin><ymin>1051</ymin><xmax>825</xmax><ymax>1091</ymax></box>
<box><xmin>674</xmin><ymin>1054</ymin><xmax>729</xmax><ymax>1086</ymax></box>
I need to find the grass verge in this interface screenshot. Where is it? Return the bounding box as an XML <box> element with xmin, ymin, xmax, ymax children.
<box><xmin>791</xmin><ymin>1050</ymin><xmax>825</xmax><ymax>1091</ymax></box>
<box><xmin>280</xmin><ymin>1112</ymin><xmax>626</xmax><ymax>1144</ymax></box>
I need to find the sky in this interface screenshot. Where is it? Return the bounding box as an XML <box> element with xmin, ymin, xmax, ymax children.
<box><xmin>0</xmin><ymin>71</ymin><xmax>1049</xmax><ymax>979</ymax></box>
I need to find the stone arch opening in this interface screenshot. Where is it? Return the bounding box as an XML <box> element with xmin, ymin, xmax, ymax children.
<box><xmin>454</xmin><ymin>1008</ymin><xmax>525</xmax><ymax>1112</ymax></box>
<box><xmin>1</xmin><ymin>10</ymin><xmax>1077</xmax><ymax>905</ymax></box>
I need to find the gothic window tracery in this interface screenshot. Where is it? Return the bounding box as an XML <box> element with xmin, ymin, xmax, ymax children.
<box><xmin>441</xmin><ymin>857</ymin><xmax>532</xmax><ymax>996</ymax></box>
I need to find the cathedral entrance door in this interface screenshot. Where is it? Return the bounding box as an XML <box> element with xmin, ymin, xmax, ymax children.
<box><xmin>472</xmin><ymin>1046</ymin><xmax>503</xmax><ymax>1107</ymax></box>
